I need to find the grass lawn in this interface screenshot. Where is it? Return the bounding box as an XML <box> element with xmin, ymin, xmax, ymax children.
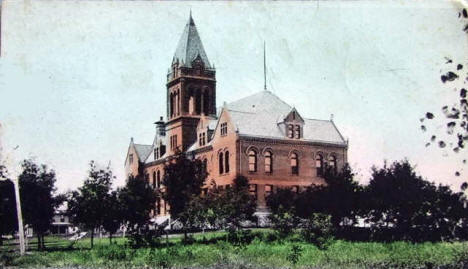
<box><xmin>1</xmin><ymin>230</ymin><xmax>468</xmax><ymax>268</ymax></box>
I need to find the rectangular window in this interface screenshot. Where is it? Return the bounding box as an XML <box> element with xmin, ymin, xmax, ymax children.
<box><xmin>294</xmin><ymin>125</ymin><xmax>300</xmax><ymax>139</ymax></box>
<box><xmin>129</xmin><ymin>154</ymin><xmax>134</xmax><ymax>164</ymax></box>
<box><xmin>288</xmin><ymin>124</ymin><xmax>294</xmax><ymax>138</ymax></box>
<box><xmin>265</xmin><ymin>185</ymin><xmax>273</xmax><ymax>197</ymax></box>
<box><xmin>220</xmin><ymin>122</ymin><xmax>228</xmax><ymax>136</ymax></box>
<box><xmin>249</xmin><ymin>184</ymin><xmax>257</xmax><ymax>199</ymax></box>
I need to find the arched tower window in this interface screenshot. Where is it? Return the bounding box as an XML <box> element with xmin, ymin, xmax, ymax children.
<box><xmin>291</xmin><ymin>153</ymin><xmax>299</xmax><ymax>175</ymax></box>
<box><xmin>195</xmin><ymin>89</ymin><xmax>201</xmax><ymax>115</ymax></box>
<box><xmin>316</xmin><ymin>154</ymin><xmax>324</xmax><ymax>177</ymax></box>
<box><xmin>219</xmin><ymin>152</ymin><xmax>224</xmax><ymax>175</ymax></box>
<box><xmin>329</xmin><ymin>155</ymin><xmax>337</xmax><ymax>173</ymax></box>
<box><xmin>152</xmin><ymin>171</ymin><xmax>156</xmax><ymax>189</ymax></box>
<box><xmin>225</xmin><ymin>151</ymin><xmax>230</xmax><ymax>173</ymax></box>
<box><xmin>248</xmin><ymin>149</ymin><xmax>257</xmax><ymax>172</ymax></box>
<box><xmin>203</xmin><ymin>91</ymin><xmax>210</xmax><ymax>115</ymax></box>
<box><xmin>264</xmin><ymin>151</ymin><xmax>272</xmax><ymax>173</ymax></box>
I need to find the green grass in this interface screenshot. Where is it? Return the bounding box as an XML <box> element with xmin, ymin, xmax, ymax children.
<box><xmin>2</xmin><ymin>230</ymin><xmax>468</xmax><ymax>268</ymax></box>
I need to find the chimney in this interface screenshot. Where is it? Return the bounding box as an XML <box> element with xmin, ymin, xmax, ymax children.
<box><xmin>155</xmin><ymin>116</ymin><xmax>166</xmax><ymax>136</ymax></box>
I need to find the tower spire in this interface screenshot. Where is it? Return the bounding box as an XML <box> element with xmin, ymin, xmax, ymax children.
<box><xmin>264</xmin><ymin>41</ymin><xmax>267</xmax><ymax>91</ymax></box>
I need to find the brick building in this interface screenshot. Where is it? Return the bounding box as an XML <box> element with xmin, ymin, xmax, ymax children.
<box><xmin>124</xmin><ymin>14</ymin><xmax>348</xmax><ymax>219</ymax></box>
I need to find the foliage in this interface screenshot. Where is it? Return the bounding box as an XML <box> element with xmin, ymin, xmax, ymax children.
<box><xmin>0</xmin><ymin>179</ymin><xmax>17</xmax><ymax>246</ymax></box>
<box><xmin>3</xmin><ymin>232</ymin><xmax>468</xmax><ymax>268</ymax></box>
<box><xmin>365</xmin><ymin>159</ymin><xmax>468</xmax><ymax>241</ymax></box>
<box><xmin>68</xmin><ymin>161</ymin><xmax>114</xmax><ymax>248</ymax></box>
<box><xmin>18</xmin><ymin>159</ymin><xmax>63</xmax><ymax>251</ymax></box>
<box><xmin>266</xmin><ymin>188</ymin><xmax>300</xmax><ymax>238</ymax></box>
<box><xmin>300</xmin><ymin>213</ymin><xmax>334</xmax><ymax>250</ymax></box>
<box><xmin>162</xmin><ymin>151</ymin><xmax>207</xmax><ymax>239</ymax></box>
<box><xmin>296</xmin><ymin>164</ymin><xmax>361</xmax><ymax>229</ymax></box>
<box><xmin>210</xmin><ymin>176</ymin><xmax>257</xmax><ymax>231</ymax></box>
<box><xmin>286</xmin><ymin>244</ymin><xmax>303</xmax><ymax>266</ymax></box>
<box><xmin>101</xmin><ymin>190</ymin><xmax>123</xmax><ymax>243</ymax></box>
<box><xmin>119</xmin><ymin>174</ymin><xmax>158</xmax><ymax>247</ymax></box>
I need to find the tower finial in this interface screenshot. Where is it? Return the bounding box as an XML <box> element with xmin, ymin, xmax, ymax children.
<box><xmin>263</xmin><ymin>41</ymin><xmax>267</xmax><ymax>91</ymax></box>
<box><xmin>189</xmin><ymin>9</ymin><xmax>194</xmax><ymax>25</ymax></box>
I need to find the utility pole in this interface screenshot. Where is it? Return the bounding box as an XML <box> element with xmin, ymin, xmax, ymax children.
<box><xmin>0</xmin><ymin>124</ymin><xmax>25</xmax><ymax>255</ymax></box>
<box><xmin>13</xmin><ymin>177</ymin><xmax>25</xmax><ymax>255</ymax></box>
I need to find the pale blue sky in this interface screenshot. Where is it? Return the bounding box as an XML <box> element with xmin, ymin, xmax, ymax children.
<box><xmin>1</xmin><ymin>0</ymin><xmax>467</xmax><ymax>192</ymax></box>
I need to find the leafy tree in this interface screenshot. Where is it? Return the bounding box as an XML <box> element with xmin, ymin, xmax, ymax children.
<box><xmin>0</xmin><ymin>178</ymin><xmax>17</xmax><ymax>246</ymax></box>
<box><xmin>266</xmin><ymin>188</ymin><xmax>300</xmax><ymax>238</ymax></box>
<box><xmin>18</xmin><ymin>159</ymin><xmax>63</xmax><ymax>250</ymax></box>
<box><xmin>119</xmin><ymin>174</ymin><xmax>157</xmax><ymax>247</ymax></box>
<box><xmin>101</xmin><ymin>190</ymin><xmax>123</xmax><ymax>243</ymax></box>
<box><xmin>68</xmin><ymin>161</ymin><xmax>114</xmax><ymax>248</ymax></box>
<box><xmin>296</xmin><ymin>164</ymin><xmax>361</xmax><ymax>229</ymax></box>
<box><xmin>365</xmin><ymin>160</ymin><xmax>468</xmax><ymax>241</ymax></box>
<box><xmin>161</xmin><ymin>152</ymin><xmax>207</xmax><ymax>240</ymax></box>
<box><xmin>300</xmin><ymin>213</ymin><xmax>334</xmax><ymax>249</ymax></box>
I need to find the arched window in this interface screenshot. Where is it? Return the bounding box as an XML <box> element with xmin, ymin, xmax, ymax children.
<box><xmin>291</xmin><ymin>153</ymin><xmax>299</xmax><ymax>175</ymax></box>
<box><xmin>288</xmin><ymin>124</ymin><xmax>294</xmax><ymax>138</ymax></box>
<box><xmin>156</xmin><ymin>170</ymin><xmax>161</xmax><ymax>188</ymax></box>
<box><xmin>152</xmin><ymin>171</ymin><xmax>156</xmax><ymax>189</ymax></box>
<box><xmin>329</xmin><ymin>155</ymin><xmax>337</xmax><ymax>173</ymax></box>
<box><xmin>225</xmin><ymin>151</ymin><xmax>230</xmax><ymax>173</ymax></box>
<box><xmin>316</xmin><ymin>154</ymin><xmax>324</xmax><ymax>177</ymax></box>
<box><xmin>264</xmin><ymin>151</ymin><xmax>272</xmax><ymax>173</ymax></box>
<box><xmin>294</xmin><ymin>125</ymin><xmax>301</xmax><ymax>139</ymax></box>
<box><xmin>219</xmin><ymin>152</ymin><xmax>224</xmax><ymax>174</ymax></box>
<box><xmin>203</xmin><ymin>91</ymin><xmax>210</xmax><ymax>115</ymax></box>
<box><xmin>248</xmin><ymin>149</ymin><xmax>257</xmax><ymax>172</ymax></box>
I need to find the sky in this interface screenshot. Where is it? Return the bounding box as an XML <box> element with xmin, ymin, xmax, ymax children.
<box><xmin>0</xmin><ymin>0</ymin><xmax>467</xmax><ymax>193</ymax></box>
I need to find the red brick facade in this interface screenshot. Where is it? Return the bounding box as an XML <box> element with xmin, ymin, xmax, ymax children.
<box><xmin>124</xmin><ymin>14</ymin><xmax>348</xmax><ymax>217</ymax></box>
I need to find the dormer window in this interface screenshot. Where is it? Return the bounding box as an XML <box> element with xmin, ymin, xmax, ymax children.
<box><xmin>154</xmin><ymin>148</ymin><xmax>159</xmax><ymax>160</ymax></box>
<box><xmin>294</xmin><ymin>125</ymin><xmax>301</xmax><ymax>139</ymax></box>
<box><xmin>220</xmin><ymin>122</ymin><xmax>227</xmax><ymax>136</ymax></box>
<box><xmin>288</xmin><ymin>124</ymin><xmax>294</xmax><ymax>138</ymax></box>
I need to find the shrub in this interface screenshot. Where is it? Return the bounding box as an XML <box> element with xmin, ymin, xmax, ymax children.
<box><xmin>286</xmin><ymin>244</ymin><xmax>303</xmax><ymax>266</ymax></box>
<box><xmin>301</xmin><ymin>213</ymin><xmax>334</xmax><ymax>249</ymax></box>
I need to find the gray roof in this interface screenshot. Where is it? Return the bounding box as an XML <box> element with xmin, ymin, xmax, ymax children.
<box><xmin>173</xmin><ymin>14</ymin><xmax>211</xmax><ymax>68</ymax></box>
<box><xmin>134</xmin><ymin>144</ymin><xmax>152</xmax><ymax>161</ymax></box>
<box><xmin>226</xmin><ymin>91</ymin><xmax>346</xmax><ymax>146</ymax></box>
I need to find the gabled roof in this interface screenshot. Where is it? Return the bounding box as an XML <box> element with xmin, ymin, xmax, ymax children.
<box><xmin>173</xmin><ymin>13</ymin><xmax>211</xmax><ymax>68</ymax></box>
<box><xmin>225</xmin><ymin>90</ymin><xmax>346</xmax><ymax>146</ymax></box>
<box><xmin>134</xmin><ymin>144</ymin><xmax>152</xmax><ymax>161</ymax></box>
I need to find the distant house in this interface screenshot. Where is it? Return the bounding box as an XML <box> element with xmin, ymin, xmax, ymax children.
<box><xmin>125</xmin><ymin>14</ymin><xmax>348</xmax><ymax>220</ymax></box>
<box><xmin>50</xmin><ymin>211</ymin><xmax>73</xmax><ymax>235</ymax></box>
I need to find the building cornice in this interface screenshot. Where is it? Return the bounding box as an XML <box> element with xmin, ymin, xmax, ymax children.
<box><xmin>238</xmin><ymin>134</ymin><xmax>348</xmax><ymax>148</ymax></box>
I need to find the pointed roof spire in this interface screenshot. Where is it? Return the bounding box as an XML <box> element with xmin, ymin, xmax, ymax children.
<box><xmin>172</xmin><ymin>12</ymin><xmax>211</xmax><ymax>68</ymax></box>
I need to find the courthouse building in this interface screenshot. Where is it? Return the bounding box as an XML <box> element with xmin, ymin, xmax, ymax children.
<box><xmin>124</xmin><ymin>14</ymin><xmax>348</xmax><ymax>218</ymax></box>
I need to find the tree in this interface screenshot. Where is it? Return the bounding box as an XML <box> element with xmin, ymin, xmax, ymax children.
<box><xmin>68</xmin><ymin>161</ymin><xmax>114</xmax><ymax>248</ymax></box>
<box><xmin>420</xmin><ymin>8</ymin><xmax>468</xmax><ymax>179</ymax></box>
<box><xmin>119</xmin><ymin>174</ymin><xmax>157</xmax><ymax>246</ymax></box>
<box><xmin>161</xmin><ymin>152</ymin><xmax>207</xmax><ymax>240</ymax></box>
<box><xmin>365</xmin><ymin>160</ymin><xmax>468</xmax><ymax>241</ymax></box>
<box><xmin>266</xmin><ymin>188</ymin><xmax>300</xmax><ymax>238</ymax></box>
<box><xmin>0</xmin><ymin>178</ymin><xmax>17</xmax><ymax>246</ymax></box>
<box><xmin>209</xmin><ymin>176</ymin><xmax>257</xmax><ymax>232</ymax></box>
<box><xmin>296</xmin><ymin>164</ymin><xmax>361</xmax><ymax>229</ymax></box>
<box><xmin>101</xmin><ymin>190</ymin><xmax>123</xmax><ymax>243</ymax></box>
<box><xmin>18</xmin><ymin>159</ymin><xmax>63</xmax><ymax>250</ymax></box>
